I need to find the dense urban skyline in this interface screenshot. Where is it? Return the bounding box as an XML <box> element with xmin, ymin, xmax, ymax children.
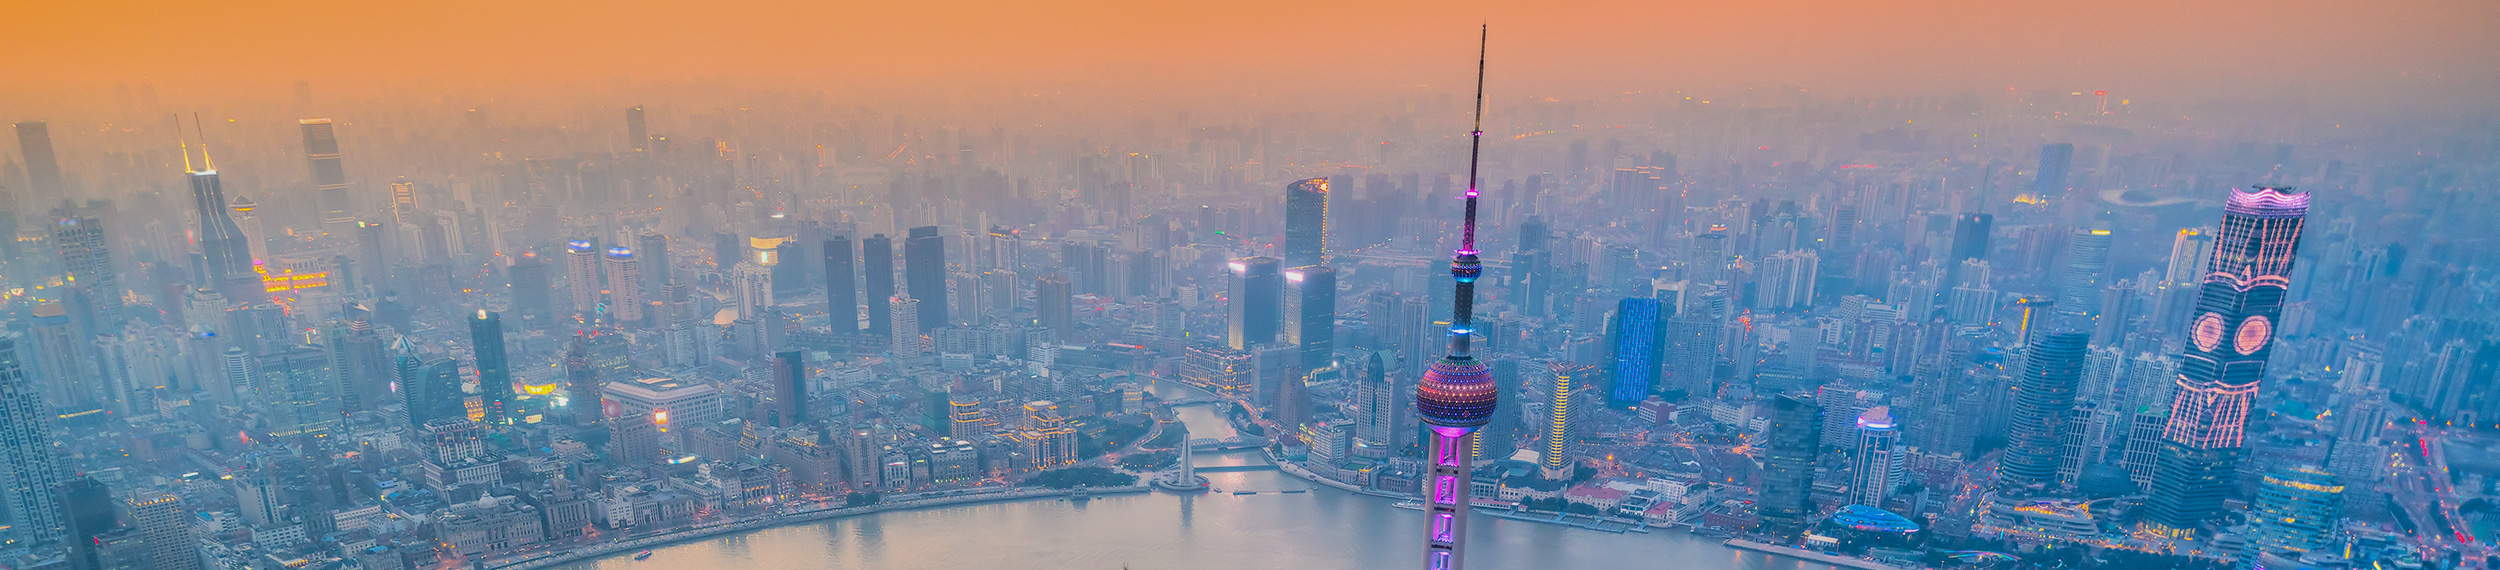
<box><xmin>3</xmin><ymin>5</ymin><xmax>2500</xmax><ymax>570</ymax></box>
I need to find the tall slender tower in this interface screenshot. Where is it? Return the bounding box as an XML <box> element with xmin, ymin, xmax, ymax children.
<box><xmin>565</xmin><ymin>239</ymin><xmax>600</xmax><ymax>313</ymax></box>
<box><xmin>1284</xmin><ymin>178</ymin><xmax>1330</xmax><ymax>267</ymax></box>
<box><xmin>2143</xmin><ymin>187</ymin><xmax>2310</xmax><ymax>534</ymax></box>
<box><xmin>1413</xmin><ymin>27</ymin><xmax>1497</xmax><ymax>570</ymax></box>
<box><xmin>470</xmin><ymin>310</ymin><xmax>513</xmax><ymax>424</ymax></box>
<box><xmin>184</xmin><ymin>127</ymin><xmax>260</xmax><ymax>303</ymax></box>
<box><xmin>604</xmin><ymin>246</ymin><xmax>643</xmax><ymax>325</ymax></box>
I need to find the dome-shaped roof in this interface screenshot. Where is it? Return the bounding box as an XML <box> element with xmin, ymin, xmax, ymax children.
<box><xmin>2077</xmin><ymin>463</ymin><xmax>2139</xmax><ymax>498</ymax></box>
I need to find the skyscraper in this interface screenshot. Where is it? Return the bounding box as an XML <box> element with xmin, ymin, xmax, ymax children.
<box><xmin>126</xmin><ymin>492</ymin><xmax>202</xmax><ymax>570</ymax></box>
<box><xmin>470</xmin><ymin>310</ymin><xmax>513</xmax><ymax>424</ymax></box>
<box><xmin>61</xmin><ymin>475</ymin><xmax>116</xmax><ymax>570</ymax></box>
<box><xmin>890</xmin><ymin>294</ymin><xmax>923</xmax><ymax>358</ymax></box>
<box><xmin>1414</xmin><ymin>30</ymin><xmax>1496</xmax><ymax>570</ymax></box>
<box><xmin>2145</xmin><ymin>187</ymin><xmax>2310</xmax><ymax>534</ymax></box>
<box><xmin>2000</xmin><ymin>330</ymin><xmax>2088</xmax><ymax>495</ymax></box>
<box><xmin>186</xmin><ymin>139</ymin><xmax>260</xmax><ymax>303</ymax></box>
<box><xmin>565</xmin><ymin>239</ymin><xmax>600</xmax><ymax>313</ymax></box>
<box><xmin>1036</xmin><ymin>273</ymin><xmax>1073</xmax><ymax>343</ymax></box>
<box><xmin>771</xmin><ymin>350</ymin><xmax>806</xmax><ymax>427</ymax></box>
<box><xmin>1225</xmin><ymin>256</ymin><xmax>1282</xmax><ymax>351</ymax></box>
<box><xmin>625</xmin><ymin>105</ymin><xmax>649</xmax><ymax>153</ymax></box>
<box><xmin>2055</xmin><ymin>228</ymin><xmax>2112</xmax><ymax>317</ymax></box>
<box><xmin>1539</xmin><ymin>361</ymin><xmax>1581</xmax><ymax>481</ymax></box>
<box><xmin>1351</xmin><ymin>351</ymin><xmax>1397</xmax><ymax>456</ymax></box>
<box><xmin>1849</xmin><ymin>406</ymin><xmax>1905</xmax><ymax>508</ymax></box>
<box><xmin>2032</xmin><ymin>143</ymin><xmax>2075</xmax><ymax>197</ymax></box>
<box><xmin>1283</xmin><ymin>265</ymin><xmax>1337</xmax><ymax>372</ymax></box>
<box><xmin>604</xmin><ymin>246</ymin><xmax>643</xmax><ymax>325</ymax></box>
<box><xmin>16</xmin><ymin>121</ymin><xmax>65</xmax><ymax>200</ymax></box>
<box><xmin>1607</xmin><ymin>297</ymin><xmax>1668</xmax><ymax>406</ymax></box>
<box><xmin>825</xmin><ymin>236</ymin><xmax>857</xmax><ymax>332</ymax></box>
<box><xmin>863</xmin><ymin>234</ymin><xmax>895</xmax><ymax>335</ymax></box>
<box><xmin>0</xmin><ymin>331</ymin><xmax>70</xmax><ymax>544</ymax></box>
<box><xmin>509</xmin><ymin>252</ymin><xmax>553</xmax><ymax>327</ymax></box>
<box><xmin>2242</xmin><ymin>465</ymin><xmax>2343</xmax><ymax>570</ymax></box>
<box><xmin>905</xmin><ymin>226</ymin><xmax>949</xmax><ymax>327</ymax></box>
<box><xmin>637</xmin><ymin>231</ymin><xmax>670</xmax><ymax>298</ymax></box>
<box><xmin>299</xmin><ymin>118</ymin><xmax>354</xmax><ymax>227</ymax></box>
<box><xmin>1758</xmin><ymin>393</ymin><xmax>1822</xmax><ymax>532</ymax></box>
<box><xmin>733</xmin><ymin>237</ymin><xmax>781</xmax><ymax>322</ymax></box>
<box><xmin>53</xmin><ymin>215</ymin><xmax>122</xmax><ymax>331</ymax></box>
<box><xmin>1285</xmin><ymin>178</ymin><xmax>1330</xmax><ymax>267</ymax></box>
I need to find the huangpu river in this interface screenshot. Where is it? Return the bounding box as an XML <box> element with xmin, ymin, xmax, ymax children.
<box><xmin>555</xmin><ymin>381</ymin><xmax>1834</xmax><ymax>570</ymax></box>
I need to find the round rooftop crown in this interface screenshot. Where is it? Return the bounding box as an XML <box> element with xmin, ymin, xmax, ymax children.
<box><xmin>1416</xmin><ymin>357</ymin><xmax>1497</xmax><ymax>428</ymax></box>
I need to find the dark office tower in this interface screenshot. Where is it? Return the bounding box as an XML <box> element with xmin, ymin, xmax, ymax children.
<box><xmin>62</xmin><ymin>475</ymin><xmax>116</xmax><ymax>570</ymax></box>
<box><xmin>1285</xmin><ymin>178</ymin><xmax>1330</xmax><ymax>267</ymax></box>
<box><xmin>1226</xmin><ymin>256</ymin><xmax>1283</xmax><ymax>350</ymax></box>
<box><xmin>637</xmin><ymin>232</ymin><xmax>670</xmax><ymax>298</ymax></box>
<box><xmin>1607</xmin><ymin>297</ymin><xmax>1670</xmax><ymax>406</ymax></box>
<box><xmin>1949</xmin><ymin>213</ymin><xmax>1993</xmax><ymax>263</ymax></box>
<box><xmin>1510</xmin><ymin>250</ymin><xmax>1543</xmax><ymax>317</ymax></box>
<box><xmin>2145</xmin><ymin>187</ymin><xmax>2311</xmax><ymax>534</ymax></box>
<box><xmin>824</xmin><ymin>236</ymin><xmax>858</xmax><ymax>332</ymax></box>
<box><xmin>1518</xmin><ymin>215</ymin><xmax>1550</xmax><ymax>254</ymax></box>
<box><xmin>1283</xmin><ymin>266</ymin><xmax>1337</xmax><ymax>372</ymax></box>
<box><xmin>1688</xmin><ymin>232</ymin><xmax>1728</xmax><ymax>284</ymax></box>
<box><xmin>1031</xmin><ymin>273</ymin><xmax>1071</xmax><ymax>342</ymax></box>
<box><xmin>0</xmin><ymin>332</ymin><xmax>70</xmax><ymax>545</ymax></box>
<box><xmin>1758</xmin><ymin>393</ymin><xmax>1822</xmax><ymax>533</ymax></box>
<box><xmin>1997</xmin><ymin>330</ymin><xmax>2089</xmax><ymax>495</ymax></box>
<box><xmin>2055</xmin><ymin>228</ymin><xmax>2113</xmax><ymax>317</ymax></box>
<box><xmin>400</xmin><ymin>350</ymin><xmax>463</xmax><ymax>426</ymax></box>
<box><xmin>625</xmin><ymin>105</ymin><xmax>649</xmax><ymax>153</ymax></box>
<box><xmin>53</xmin><ymin>216</ymin><xmax>122</xmax><ymax>330</ymax></box>
<box><xmin>771</xmin><ymin>350</ymin><xmax>806</xmax><ymax>427</ymax></box>
<box><xmin>299</xmin><ymin>118</ymin><xmax>353</xmax><ymax>227</ymax></box>
<box><xmin>508</xmin><ymin>252</ymin><xmax>553</xmax><ymax>328</ymax></box>
<box><xmin>469</xmin><ymin>310</ymin><xmax>513</xmax><ymax>425</ymax></box>
<box><xmin>904</xmin><ymin>226</ymin><xmax>948</xmax><ymax>327</ymax></box>
<box><xmin>15</xmin><ymin>122</ymin><xmax>65</xmax><ymax>200</ymax></box>
<box><xmin>2032</xmin><ymin>143</ymin><xmax>2075</xmax><ymax>197</ymax></box>
<box><xmin>186</xmin><ymin>144</ymin><xmax>260</xmax><ymax>303</ymax></box>
<box><xmin>712</xmin><ymin>231</ymin><xmax>741</xmax><ymax>271</ymax></box>
<box><xmin>862</xmin><ymin>234</ymin><xmax>895</xmax><ymax>335</ymax></box>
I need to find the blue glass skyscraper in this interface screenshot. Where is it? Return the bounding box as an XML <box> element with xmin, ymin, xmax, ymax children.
<box><xmin>1607</xmin><ymin>297</ymin><xmax>1668</xmax><ymax>406</ymax></box>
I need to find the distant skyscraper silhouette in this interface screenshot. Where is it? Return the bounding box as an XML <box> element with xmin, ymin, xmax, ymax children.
<box><xmin>470</xmin><ymin>310</ymin><xmax>513</xmax><ymax>424</ymax></box>
<box><xmin>905</xmin><ymin>226</ymin><xmax>948</xmax><ymax>327</ymax></box>
<box><xmin>825</xmin><ymin>236</ymin><xmax>858</xmax><ymax>332</ymax></box>
<box><xmin>2032</xmin><ymin>143</ymin><xmax>2075</xmax><ymax>197</ymax></box>
<box><xmin>15</xmin><ymin>121</ymin><xmax>66</xmax><ymax>200</ymax></box>
<box><xmin>565</xmin><ymin>239</ymin><xmax>600</xmax><ymax>313</ymax></box>
<box><xmin>184</xmin><ymin>133</ymin><xmax>260</xmax><ymax>303</ymax></box>
<box><xmin>604</xmin><ymin>246</ymin><xmax>643</xmax><ymax>325</ymax></box>
<box><xmin>863</xmin><ymin>234</ymin><xmax>895</xmax><ymax>335</ymax></box>
<box><xmin>299</xmin><ymin>118</ymin><xmax>354</xmax><ymax>227</ymax></box>
<box><xmin>52</xmin><ymin>215</ymin><xmax>122</xmax><ymax>331</ymax></box>
<box><xmin>2055</xmin><ymin>228</ymin><xmax>2112</xmax><ymax>317</ymax></box>
<box><xmin>1285</xmin><ymin>178</ymin><xmax>1330</xmax><ymax>267</ymax></box>
<box><xmin>1999</xmin><ymin>330</ymin><xmax>2089</xmax><ymax>495</ymax></box>
<box><xmin>625</xmin><ymin>105</ymin><xmax>649</xmax><ymax>153</ymax></box>
<box><xmin>2145</xmin><ymin>187</ymin><xmax>2311</xmax><ymax>534</ymax></box>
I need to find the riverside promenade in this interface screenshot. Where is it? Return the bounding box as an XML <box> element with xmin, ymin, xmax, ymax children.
<box><xmin>484</xmin><ymin>485</ymin><xmax>1152</xmax><ymax>570</ymax></box>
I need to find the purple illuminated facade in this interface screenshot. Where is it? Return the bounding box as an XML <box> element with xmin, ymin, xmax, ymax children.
<box><xmin>1414</xmin><ymin>27</ymin><xmax>1496</xmax><ymax>570</ymax></box>
<box><xmin>2143</xmin><ymin>186</ymin><xmax>2310</xmax><ymax>533</ymax></box>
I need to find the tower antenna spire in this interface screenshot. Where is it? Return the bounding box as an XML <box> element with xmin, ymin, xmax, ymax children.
<box><xmin>1449</xmin><ymin>24</ymin><xmax>1487</xmax><ymax>358</ymax></box>
<box><xmin>1412</xmin><ymin>26</ymin><xmax>1498</xmax><ymax>570</ymax></box>
<box><xmin>192</xmin><ymin>112</ymin><xmax>215</xmax><ymax>171</ymax></box>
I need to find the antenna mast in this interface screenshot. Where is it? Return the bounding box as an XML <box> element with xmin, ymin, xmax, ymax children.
<box><xmin>1448</xmin><ymin>25</ymin><xmax>1488</xmax><ymax>358</ymax></box>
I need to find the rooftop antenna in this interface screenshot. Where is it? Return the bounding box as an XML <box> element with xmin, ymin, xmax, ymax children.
<box><xmin>1451</xmin><ymin>24</ymin><xmax>1487</xmax><ymax>358</ymax></box>
<box><xmin>192</xmin><ymin>112</ymin><xmax>215</xmax><ymax>171</ymax></box>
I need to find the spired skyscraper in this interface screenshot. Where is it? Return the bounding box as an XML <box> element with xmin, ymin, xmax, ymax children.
<box><xmin>2144</xmin><ymin>187</ymin><xmax>2311</xmax><ymax>534</ymax></box>
<box><xmin>184</xmin><ymin>134</ymin><xmax>261</xmax><ymax>303</ymax></box>
<box><xmin>1414</xmin><ymin>27</ymin><xmax>1497</xmax><ymax>570</ymax></box>
<box><xmin>1284</xmin><ymin>178</ymin><xmax>1330</xmax><ymax>268</ymax></box>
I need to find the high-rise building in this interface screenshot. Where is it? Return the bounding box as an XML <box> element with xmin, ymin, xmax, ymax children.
<box><xmin>62</xmin><ymin>475</ymin><xmax>116</xmax><ymax>570</ymax></box>
<box><xmin>1414</xmin><ymin>35</ymin><xmax>1498</xmax><ymax>569</ymax></box>
<box><xmin>1758</xmin><ymin>393</ymin><xmax>1822</xmax><ymax>532</ymax></box>
<box><xmin>732</xmin><ymin>237</ymin><xmax>782</xmax><ymax>321</ymax></box>
<box><xmin>2145</xmin><ymin>187</ymin><xmax>2311</xmax><ymax>534</ymax></box>
<box><xmin>890</xmin><ymin>295</ymin><xmax>922</xmax><ymax>358</ymax></box>
<box><xmin>1351</xmin><ymin>351</ymin><xmax>1398</xmax><ymax>456</ymax></box>
<box><xmin>2055</xmin><ymin>228</ymin><xmax>2112</xmax><ymax>317</ymax></box>
<box><xmin>1225</xmin><ymin>256</ymin><xmax>1282</xmax><ymax>350</ymax></box>
<box><xmin>389</xmin><ymin>179</ymin><xmax>418</xmax><ymax>225</ymax></box>
<box><xmin>771</xmin><ymin>350</ymin><xmax>806</xmax><ymax>427</ymax></box>
<box><xmin>863</xmin><ymin>234</ymin><xmax>895</xmax><ymax>335</ymax></box>
<box><xmin>905</xmin><ymin>226</ymin><xmax>948</xmax><ymax>327</ymax></box>
<box><xmin>509</xmin><ymin>251</ymin><xmax>553</xmax><ymax>327</ymax></box>
<box><xmin>825</xmin><ymin>236</ymin><xmax>857</xmax><ymax>332</ymax></box>
<box><xmin>1285</xmin><ymin>178</ymin><xmax>1330</xmax><ymax>267</ymax></box>
<box><xmin>186</xmin><ymin>142</ymin><xmax>261</xmax><ymax>303</ymax></box>
<box><xmin>1849</xmin><ymin>406</ymin><xmax>1905</xmax><ymax>507</ymax></box>
<box><xmin>1756</xmin><ymin>250</ymin><xmax>1819</xmax><ymax>310</ymax></box>
<box><xmin>2000</xmin><ymin>330</ymin><xmax>2088</xmax><ymax>495</ymax></box>
<box><xmin>0</xmin><ymin>331</ymin><xmax>70</xmax><ymax>544</ymax></box>
<box><xmin>1035</xmin><ymin>273</ymin><xmax>1073</xmax><ymax>343</ymax></box>
<box><xmin>604</xmin><ymin>246</ymin><xmax>644</xmax><ymax>325</ymax></box>
<box><xmin>2032</xmin><ymin>143</ymin><xmax>2075</xmax><ymax>197</ymax></box>
<box><xmin>299</xmin><ymin>118</ymin><xmax>355</xmax><ymax>227</ymax></box>
<box><xmin>1607</xmin><ymin>297</ymin><xmax>1668</xmax><ymax>406</ymax></box>
<box><xmin>2328</xmin><ymin>386</ymin><xmax>2392</xmax><ymax>486</ymax></box>
<box><xmin>637</xmin><ymin>232</ymin><xmax>670</xmax><ymax>299</ymax></box>
<box><xmin>52</xmin><ymin>215</ymin><xmax>122</xmax><ymax>331</ymax></box>
<box><xmin>1539</xmin><ymin>361</ymin><xmax>1581</xmax><ymax>480</ymax></box>
<box><xmin>564</xmin><ymin>239</ymin><xmax>600</xmax><ymax>313</ymax></box>
<box><xmin>15</xmin><ymin>122</ymin><xmax>65</xmax><ymax>202</ymax></box>
<box><xmin>126</xmin><ymin>491</ymin><xmax>201</xmax><ymax>570</ymax></box>
<box><xmin>625</xmin><ymin>105</ymin><xmax>649</xmax><ymax>153</ymax></box>
<box><xmin>2241</xmin><ymin>465</ymin><xmax>2343</xmax><ymax>570</ymax></box>
<box><xmin>470</xmin><ymin>311</ymin><xmax>513</xmax><ymax>424</ymax></box>
<box><xmin>609</xmin><ymin>411</ymin><xmax>661</xmax><ymax>466</ymax></box>
<box><xmin>1282</xmin><ymin>265</ymin><xmax>1337</xmax><ymax>372</ymax></box>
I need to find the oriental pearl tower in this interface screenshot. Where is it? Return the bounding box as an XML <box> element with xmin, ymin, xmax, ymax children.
<box><xmin>1414</xmin><ymin>26</ymin><xmax>1497</xmax><ymax>570</ymax></box>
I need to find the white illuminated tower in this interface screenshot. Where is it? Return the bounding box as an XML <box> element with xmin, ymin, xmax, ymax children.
<box><xmin>604</xmin><ymin>246</ymin><xmax>643</xmax><ymax>325</ymax></box>
<box><xmin>1414</xmin><ymin>27</ymin><xmax>1496</xmax><ymax>570</ymax></box>
<box><xmin>565</xmin><ymin>239</ymin><xmax>599</xmax><ymax>313</ymax></box>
